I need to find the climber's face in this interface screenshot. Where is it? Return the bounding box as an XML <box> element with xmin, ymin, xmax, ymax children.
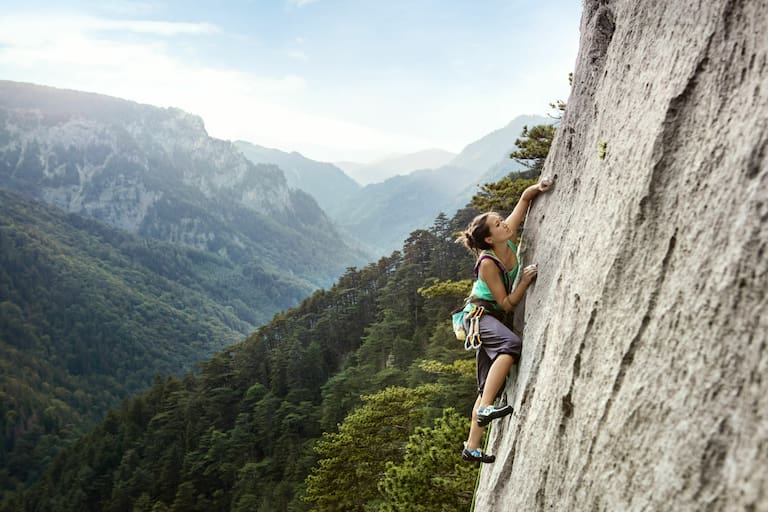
<box><xmin>484</xmin><ymin>213</ymin><xmax>511</xmax><ymax>244</ymax></box>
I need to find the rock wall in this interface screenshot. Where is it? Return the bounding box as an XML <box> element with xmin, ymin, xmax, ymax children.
<box><xmin>476</xmin><ymin>1</ymin><xmax>768</xmax><ymax>510</ymax></box>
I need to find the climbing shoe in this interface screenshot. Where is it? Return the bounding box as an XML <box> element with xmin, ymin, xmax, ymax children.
<box><xmin>462</xmin><ymin>447</ymin><xmax>496</xmax><ymax>463</ymax></box>
<box><xmin>477</xmin><ymin>404</ymin><xmax>513</xmax><ymax>427</ymax></box>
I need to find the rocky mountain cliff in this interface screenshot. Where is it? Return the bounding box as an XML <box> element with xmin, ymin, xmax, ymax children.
<box><xmin>0</xmin><ymin>81</ymin><xmax>366</xmax><ymax>303</ymax></box>
<box><xmin>476</xmin><ymin>1</ymin><xmax>767</xmax><ymax>510</ymax></box>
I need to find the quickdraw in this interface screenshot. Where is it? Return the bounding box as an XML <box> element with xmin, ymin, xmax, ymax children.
<box><xmin>464</xmin><ymin>304</ymin><xmax>485</xmax><ymax>351</ymax></box>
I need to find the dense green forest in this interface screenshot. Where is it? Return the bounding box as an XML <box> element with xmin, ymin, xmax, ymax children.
<box><xmin>0</xmin><ymin>189</ymin><xmax>291</xmax><ymax>493</ymax></box>
<box><xmin>2</xmin><ymin>166</ymin><xmax>546</xmax><ymax>510</ymax></box>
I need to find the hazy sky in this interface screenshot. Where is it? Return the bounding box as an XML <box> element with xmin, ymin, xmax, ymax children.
<box><xmin>0</xmin><ymin>0</ymin><xmax>582</xmax><ymax>163</ymax></box>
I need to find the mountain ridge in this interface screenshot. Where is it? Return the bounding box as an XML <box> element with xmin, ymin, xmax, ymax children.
<box><xmin>335</xmin><ymin>148</ymin><xmax>458</xmax><ymax>185</ymax></box>
<box><xmin>330</xmin><ymin>114</ymin><xmax>551</xmax><ymax>255</ymax></box>
<box><xmin>0</xmin><ymin>80</ymin><xmax>367</xmax><ymax>294</ymax></box>
<box><xmin>233</xmin><ymin>140</ymin><xmax>361</xmax><ymax>218</ymax></box>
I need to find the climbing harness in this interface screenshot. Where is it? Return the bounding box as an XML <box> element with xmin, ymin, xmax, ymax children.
<box><xmin>453</xmin><ymin>248</ymin><xmax>513</xmax><ymax>347</ymax></box>
<box><xmin>464</xmin><ymin>304</ymin><xmax>485</xmax><ymax>350</ymax></box>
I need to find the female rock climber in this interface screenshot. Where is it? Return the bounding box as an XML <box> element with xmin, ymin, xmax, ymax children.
<box><xmin>456</xmin><ymin>177</ymin><xmax>552</xmax><ymax>463</ymax></box>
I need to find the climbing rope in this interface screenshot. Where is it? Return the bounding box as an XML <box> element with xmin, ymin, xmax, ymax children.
<box><xmin>469</xmin><ymin>421</ymin><xmax>492</xmax><ymax>512</ymax></box>
<box><xmin>517</xmin><ymin>175</ymin><xmax>553</xmax><ymax>274</ymax></box>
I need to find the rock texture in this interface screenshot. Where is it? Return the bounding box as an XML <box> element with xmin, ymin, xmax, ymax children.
<box><xmin>476</xmin><ymin>1</ymin><xmax>768</xmax><ymax>510</ymax></box>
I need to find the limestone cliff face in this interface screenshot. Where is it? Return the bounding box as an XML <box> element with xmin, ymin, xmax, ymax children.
<box><xmin>476</xmin><ymin>1</ymin><xmax>768</xmax><ymax>510</ymax></box>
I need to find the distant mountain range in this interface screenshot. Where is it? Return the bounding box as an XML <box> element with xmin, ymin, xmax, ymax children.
<box><xmin>0</xmin><ymin>80</ymin><xmax>368</xmax><ymax>298</ymax></box>
<box><xmin>0</xmin><ymin>79</ymin><xmax>552</xmax><ymax>265</ymax></box>
<box><xmin>335</xmin><ymin>148</ymin><xmax>458</xmax><ymax>185</ymax></box>
<box><xmin>233</xmin><ymin>141</ymin><xmax>360</xmax><ymax>217</ymax></box>
<box><xmin>235</xmin><ymin>115</ymin><xmax>552</xmax><ymax>256</ymax></box>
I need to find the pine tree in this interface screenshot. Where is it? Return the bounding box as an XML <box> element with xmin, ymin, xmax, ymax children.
<box><xmin>509</xmin><ymin>123</ymin><xmax>556</xmax><ymax>174</ymax></box>
<box><xmin>304</xmin><ymin>385</ymin><xmax>439</xmax><ymax>511</ymax></box>
<box><xmin>378</xmin><ymin>408</ymin><xmax>478</xmax><ymax>512</ymax></box>
<box><xmin>471</xmin><ymin>177</ymin><xmax>538</xmax><ymax>215</ymax></box>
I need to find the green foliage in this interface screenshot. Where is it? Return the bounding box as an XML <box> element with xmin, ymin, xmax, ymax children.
<box><xmin>471</xmin><ymin>177</ymin><xmax>538</xmax><ymax>214</ymax></box>
<box><xmin>509</xmin><ymin>123</ymin><xmax>556</xmax><ymax>173</ymax></box>
<box><xmin>597</xmin><ymin>141</ymin><xmax>608</xmax><ymax>160</ymax></box>
<box><xmin>417</xmin><ymin>279</ymin><xmax>473</xmax><ymax>300</ymax></box>
<box><xmin>416</xmin><ymin>359</ymin><xmax>475</xmax><ymax>379</ymax></box>
<box><xmin>304</xmin><ymin>385</ymin><xmax>439</xmax><ymax>511</ymax></box>
<box><xmin>0</xmin><ymin>189</ymin><xmax>275</xmax><ymax>494</ymax></box>
<box><xmin>378</xmin><ymin>408</ymin><xmax>478</xmax><ymax>512</ymax></box>
<box><xmin>549</xmin><ymin>99</ymin><xmax>567</xmax><ymax>116</ymax></box>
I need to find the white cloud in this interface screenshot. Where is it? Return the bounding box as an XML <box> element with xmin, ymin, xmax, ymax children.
<box><xmin>94</xmin><ymin>19</ymin><xmax>219</xmax><ymax>36</ymax></box>
<box><xmin>0</xmin><ymin>15</ymin><xmax>217</xmax><ymax>49</ymax></box>
<box><xmin>0</xmin><ymin>17</ymin><xmax>218</xmax><ymax>74</ymax></box>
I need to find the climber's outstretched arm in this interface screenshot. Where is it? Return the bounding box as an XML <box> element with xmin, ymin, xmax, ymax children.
<box><xmin>504</xmin><ymin>178</ymin><xmax>553</xmax><ymax>236</ymax></box>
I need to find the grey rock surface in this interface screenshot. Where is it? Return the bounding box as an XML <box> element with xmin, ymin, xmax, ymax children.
<box><xmin>475</xmin><ymin>1</ymin><xmax>768</xmax><ymax>510</ymax></box>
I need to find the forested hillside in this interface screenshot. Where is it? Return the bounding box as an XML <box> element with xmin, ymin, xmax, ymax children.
<box><xmin>0</xmin><ymin>189</ymin><xmax>282</xmax><ymax>494</ymax></box>
<box><xmin>4</xmin><ymin>174</ymin><xmax>538</xmax><ymax>510</ymax></box>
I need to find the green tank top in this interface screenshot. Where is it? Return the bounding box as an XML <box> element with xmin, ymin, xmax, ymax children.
<box><xmin>466</xmin><ymin>240</ymin><xmax>519</xmax><ymax>310</ymax></box>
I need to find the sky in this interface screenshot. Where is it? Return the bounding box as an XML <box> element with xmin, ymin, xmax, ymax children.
<box><xmin>0</xmin><ymin>0</ymin><xmax>582</xmax><ymax>163</ymax></box>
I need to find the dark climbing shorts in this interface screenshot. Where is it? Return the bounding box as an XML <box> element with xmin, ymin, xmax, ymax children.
<box><xmin>465</xmin><ymin>314</ymin><xmax>522</xmax><ymax>395</ymax></box>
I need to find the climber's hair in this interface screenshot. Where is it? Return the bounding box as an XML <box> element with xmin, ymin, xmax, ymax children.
<box><xmin>456</xmin><ymin>212</ymin><xmax>495</xmax><ymax>255</ymax></box>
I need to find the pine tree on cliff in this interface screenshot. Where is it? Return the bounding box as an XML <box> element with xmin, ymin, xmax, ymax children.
<box><xmin>509</xmin><ymin>123</ymin><xmax>556</xmax><ymax>175</ymax></box>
